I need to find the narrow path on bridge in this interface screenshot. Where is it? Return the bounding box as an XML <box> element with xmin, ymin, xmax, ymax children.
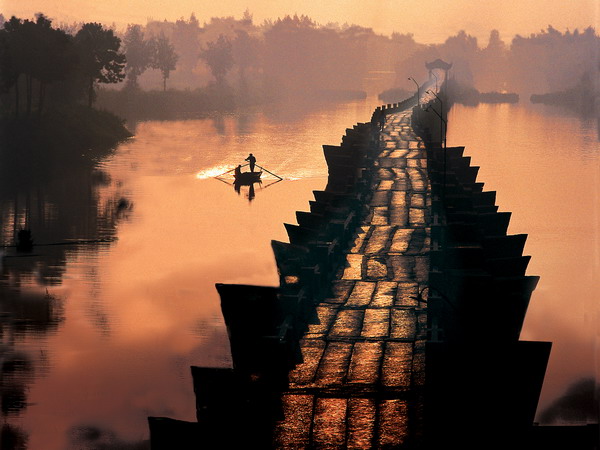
<box><xmin>273</xmin><ymin>110</ymin><xmax>431</xmax><ymax>448</ymax></box>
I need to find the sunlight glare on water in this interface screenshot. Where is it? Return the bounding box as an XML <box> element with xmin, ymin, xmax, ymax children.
<box><xmin>195</xmin><ymin>165</ymin><xmax>232</xmax><ymax>179</ymax></box>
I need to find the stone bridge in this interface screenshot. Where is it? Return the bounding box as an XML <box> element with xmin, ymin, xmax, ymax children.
<box><xmin>147</xmin><ymin>92</ymin><xmax>560</xmax><ymax>449</ymax></box>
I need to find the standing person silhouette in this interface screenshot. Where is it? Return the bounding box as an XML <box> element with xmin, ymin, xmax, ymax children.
<box><xmin>245</xmin><ymin>153</ymin><xmax>256</xmax><ymax>172</ymax></box>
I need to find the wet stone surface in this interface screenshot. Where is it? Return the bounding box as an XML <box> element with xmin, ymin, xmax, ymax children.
<box><xmin>274</xmin><ymin>110</ymin><xmax>429</xmax><ymax>448</ymax></box>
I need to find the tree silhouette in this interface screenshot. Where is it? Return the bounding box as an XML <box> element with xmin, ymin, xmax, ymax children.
<box><xmin>0</xmin><ymin>20</ymin><xmax>20</xmax><ymax>116</ymax></box>
<box><xmin>151</xmin><ymin>33</ymin><xmax>178</xmax><ymax>91</ymax></box>
<box><xmin>74</xmin><ymin>23</ymin><xmax>126</xmax><ymax>107</ymax></box>
<box><xmin>199</xmin><ymin>34</ymin><xmax>233</xmax><ymax>85</ymax></box>
<box><xmin>123</xmin><ymin>24</ymin><xmax>153</xmax><ymax>88</ymax></box>
<box><xmin>475</xmin><ymin>30</ymin><xmax>508</xmax><ymax>91</ymax></box>
<box><xmin>170</xmin><ymin>14</ymin><xmax>202</xmax><ymax>84</ymax></box>
<box><xmin>241</xmin><ymin>9</ymin><xmax>253</xmax><ymax>26</ymax></box>
<box><xmin>2</xmin><ymin>16</ymin><xmax>34</xmax><ymax>116</ymax></box>
<box><xmin>32</xmin><ymin>15</ymin><xmax>77</xmax><ymax>115</ymax></box>
<box><xmin>509</xmin><ymin>25</ymin><xmax>599</xmax><ymax>94</ymax></box>
<box><xmin>1</xmin><ymin>14</ymin><xmax>76</xmax><ymax>117</ymax></box>
<box><xmin>232</xmin><ymin>29</ymin><xmax>261</xmax><ymax>90</ymax></box>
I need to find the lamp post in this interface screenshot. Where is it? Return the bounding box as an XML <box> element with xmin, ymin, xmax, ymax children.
<box><xmin>426</xmin><ymin>104</ymin><xmax>448</xmax><ymax>206</ymax></box>
<box><xmin>426</xmin><ymin>90</ymin><xmax>445</xmax><ymax>148</ymax></box>
<box><xmin>408</xmin><ymin>77</ymin><xmax>420</xmax><ymax>108</ymax></box>
<box><xmin>431</xmin><ymin>71</ymin><xmax>438</xmax><ymax>93</ymax></box>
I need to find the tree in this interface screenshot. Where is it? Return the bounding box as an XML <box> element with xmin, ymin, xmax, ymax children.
<box><xmin>199</xmin><ymin>34</ymin><xmax>233</xmax><ymax>85</ymax></box>
<box><xmin>485</xmin><ymin>29</ymin><xmax>506</xmax><ymax>53</ymax></box>
<box><xmin>2</xmin><ymin>16</ymin><xmax>35</xmax><ymax>116</ymax></box>
<box><xmin>0</xmin><ymin>20</ymin><xmax>20</xmax><ymax>116</ymax></box>
<box><xmin>440</xmin><ymin>30</ymin><xmax>478</xmax><ymax>86</ymax></box>
<box><xmin>476</xmin><ymin>29</ymin><xmax>508</xmax><ymax>91</ymax></box>
<box><xmin>150</xmin><ymin>33</ymin><xmax>178</xmax><ymax>91</ymax></box>
<box><xmin>74</xmin><ymin>23</ymin><xmax>126</xmax><ymax>106</ymax></box>
<box><xmin>1</xmin><ymin>14</ymin><xmax>76</xmax><ymax>117</ymax></box>
<box><xmin>171</xmin><ymin>14</ymin><xmax>202</xmax><ymax>83</ymax></box>
<box><xmin>123</xmin><ymin>24</ymin><xmax>153</xmax><ymax>88</ymax></box>
<box><xmin>30</xmin><ymin>15</ymin><xmax>77</xmax><ymax>115</ymax></box>
<box><xmin>241</xmin><ymin>9</ymin><xmax>253</xmax><ymax>26</ymax></box>
<box><xmin>232</xmin><ymin>29</ymin><xmax>261</xmax><ymax>88</ymax></box>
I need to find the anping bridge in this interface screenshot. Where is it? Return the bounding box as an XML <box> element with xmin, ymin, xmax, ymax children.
<box><xmin>146</xmin><ymin>89</ymin><xmax>567</xmax><ymax>449</ymax></box>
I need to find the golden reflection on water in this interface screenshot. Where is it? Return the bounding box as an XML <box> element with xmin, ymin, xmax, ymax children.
<box><xmin>6</xmin><ymin>98</ymin><xmax>594</xmax><ymax>446</ymax></box>
<box><xmin>447</xmin><ymin>102</ymin><xmax>599</xmax><ymax>421</ymax></box>
<box><xmin>4</xmin><ymin>99</ymin><xmax>378</xmax><ymax>449</ymax></box>
<box><xmin>22</xmin><ymin>177</ymin><xmax>326</xmax><ymax>449</ymax></box>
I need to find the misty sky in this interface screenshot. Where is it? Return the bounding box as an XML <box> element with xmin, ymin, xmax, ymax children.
<box><xmin>2</xmin><ymin>0</ymin><xmax>599</xmax><ymax>43</ymax></box>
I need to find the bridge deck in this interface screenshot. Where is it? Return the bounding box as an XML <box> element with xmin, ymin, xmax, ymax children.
<box><xmin>273</xmin><ymin>110</ymin><xmax>431</xmax><ymax>448</ymax></box>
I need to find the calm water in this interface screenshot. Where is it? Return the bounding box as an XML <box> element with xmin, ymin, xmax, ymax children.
<box><xmin>0</xmin><ymin>99</ymin><xmax>377</xmax><ymax>449</ymax></box>
<box><xmin>1</xmin><ymin>99</ymin><xmax>597</xmax><ymax>448</ymax></box>
<box><xmin>447</xmin><ymin>103</ymin><xmax>599</xmax><ymax>422</ymax></box>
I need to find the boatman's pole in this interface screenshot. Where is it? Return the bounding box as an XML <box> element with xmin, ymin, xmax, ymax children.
<box><xmin>255</xmin><ymin>164</ymin><xmax>283</xmax><ymax>180</ymax></box>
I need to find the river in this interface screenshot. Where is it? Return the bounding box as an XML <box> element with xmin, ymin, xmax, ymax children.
<box><xmin>447</xmin><ymin>102</ymin><xmax>599</xmax><ymax>424</ymax></box>
<box><xmin>0</xmin><ymin>99</ymin><xmax>377</xmax><ymax>449</ymax></box>
<box><xmin>0</xmin><ymin>98</ymin><xmax>597</xmax><ymax>448</ymax></box>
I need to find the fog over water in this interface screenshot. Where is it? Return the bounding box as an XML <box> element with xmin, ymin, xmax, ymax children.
<box><xmin>0</xmin><ymin>99</ymin><xmax>377</xmax><ymax>449</ymax></box>
<box><xmin>0</xmin><ymin>4</ymin><xmax>599</xmax><ymax>448</ymax></box>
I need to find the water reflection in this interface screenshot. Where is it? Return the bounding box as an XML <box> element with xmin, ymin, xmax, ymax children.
<box><xmin>540</xmin><ymin>377</ymin><xmax>598</xmax><ymax>425</ymax></box>
<box><xmin>0</xmin><ymin>137</ymin><xmax>129</xmax><ymax>447</ymax></box>
<box><xmin>233</xmin><ymin>180</ymin><xmax>257</xmax><ymax>202</ymax></box>
<box><xmin>214</xmin><ymin>178</ymin><xmax>284</xmax><ymax>203</ymax></box>
<box><xmin>447</xmin><ymin>102</ymin><xmax>600</xmax><ymax>422</ymax></box>
<box><xmin>3</xmin><ymin>95</ymin><xmax>595</xmax><ymax>446</ymax></box>
<box><xmin>1</xmin><ymin>423</ymin><xmax>28</xmax><ymax>450</ymax></box>
<box><xmin>0</xmin><ymin>97</ymin><xmax>377</xmax><ymax>449</ymax></box>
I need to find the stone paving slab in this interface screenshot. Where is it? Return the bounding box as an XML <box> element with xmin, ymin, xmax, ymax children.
<box><xmin>305</xmin><ymin>305</ymin><xmax>339</xmax><ymax>337</ymax></box>
<box><xmin>348</xmin><ymin>341</ymin><xmax>384</xmax><ymax>383</ymax></box>
<box><xmin>289</xmin><ymin>340</ymin><xmax>326</xmax><ymax>384</ymax></box>
<box><xmin>361</xmin><ymin>309</ymin><xmax>391</xmax><ymax>338</ymax></box>
<box><xmin>274</xmin><ymin>109</ymin><xmax>429</xmax><ymax>448</ymax></box>
<box><xmin>347</xmin><ymin>398</ymin><xmax>377</xmax><ymax>449</ymax></box>
<box><xmin>315</xmin><ymin>341</ymin><xmax>353</xmax><ymax>385</ymax></box>
<box><xmin>346</xmin><ymin>281</ymin><xmax>376</xmax><ymax>307</ymax></box>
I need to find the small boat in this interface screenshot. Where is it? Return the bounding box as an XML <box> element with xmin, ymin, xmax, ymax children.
<box><xmin>234</xmin><ymin>170</ymin><xmax>262</xmax><ymax>184</ymax></box>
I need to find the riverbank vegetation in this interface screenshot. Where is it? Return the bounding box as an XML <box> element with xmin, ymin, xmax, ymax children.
<box><xmin>530</xmin><ymin>73</ymin><xmax>597</xmax><ymax>116</ymax></box>
<box><xmin>102</xmin><ymin>18</ymin><xmax>599</xmax><ymax>116</ymax></box>
<box><xmin>0</xmin><ymin>14</ymin><xmax>132</xmax><ymax>158</ymax></box>
<box><xmin>2</xmin><ymin>12</ymin><xmax>598</xmax><ymax>121</ymax></box>
<box><xmin>390</xmin><ymin>27</ymin><xmax>598</xmax><ymax>113</ymax></box>
<box><xmin>442</xmin><ymin>80</ymin><xmax>519</xmax><ymax>106</ymax></box>
<box><xmin>114</xmin><ymin>13</ymin><xmax>402</xmax><ymax>100</ymax></box>
<box><xmin>0</xmin><ymin>14</ymin><xmax>127</xmax><ymax>116</ymax></box>
<box><xmin>1</xmin><ymin>106</ymin><xmax>132</xmax><ymax>169</ymax></box>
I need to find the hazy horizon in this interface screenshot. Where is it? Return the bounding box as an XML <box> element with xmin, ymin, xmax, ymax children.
<box><xmin>1</xmin><ymin>1</ymin><xmax>598</xmax><ymax>447</ymax></box>
<box><xmin>2</xmin><ymin>0</ymin><xmax>599</xmax><ymax>44</ymax></box>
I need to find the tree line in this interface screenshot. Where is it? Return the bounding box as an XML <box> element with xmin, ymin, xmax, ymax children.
<box><xmin>2</xmin><ymin>11</ymin><xmax>597</xmax><ymax>118</ymax></box>
<box><xmin>0</xmin><ymin>14</ymin><xmax>180</xmax><ymax>118</ymax></box>
<box><xmin>119</xmin><ymin>12</ymin><xmax>600</xmax><ymax>102</ymax></box>
<box><xmin>121</xmin><ymin>24</ymin><xmax>178</xmax><ymax>91</ymax></box>
<box><xmin>392</xmin><ymin>26</ymin><xmax>600</xmax><ymax>97</ymax></box>
<box><xmin>136</xmin><ymin>12</ymin><xmax>414</xmax><ymax>99</ymax></box>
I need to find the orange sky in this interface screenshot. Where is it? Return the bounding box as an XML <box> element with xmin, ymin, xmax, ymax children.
<box><xmin>2</xmin><ymin>0</ymin><xmax>598</xmax><ymax>43</ymax></box>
